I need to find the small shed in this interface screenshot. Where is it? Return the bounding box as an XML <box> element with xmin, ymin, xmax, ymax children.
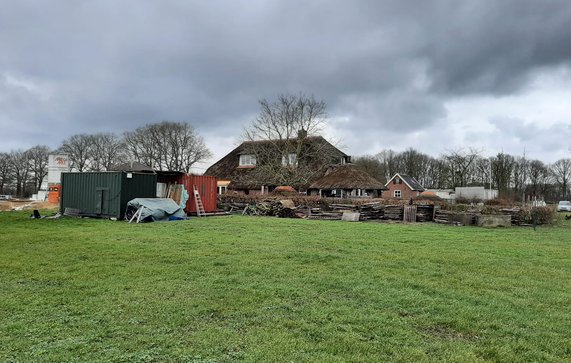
<box><xmin>60</xmin><ymin>172</ymin><xmax>157</xmax><ymax>219</ymax></box>
<box><xmin>308</xmin><ymin>164</ymin><xmax>386</xmax><ymax>198</ymax></box>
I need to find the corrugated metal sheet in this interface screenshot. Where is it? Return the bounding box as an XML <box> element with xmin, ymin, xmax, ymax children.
<box><xmin>60</xmin><ymin>172</ymin><xmax>157</xmax><ymax>219</ymax></box>
<box><xmin>156</xmin><ymin>173</ymin><xmax>218</xmax><ymax>214</ymax></box>
<box><xmin>182</xmin><ymin>175</ymin><xmax>217</xmax><ymax>214</ymax></box>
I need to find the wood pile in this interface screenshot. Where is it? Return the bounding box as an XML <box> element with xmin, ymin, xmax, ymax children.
<box><xmin>433</xmin><ymin>208</ymin><xmax>451</xmax><ymax>224</ymax></box>
<box><xmin>307</xmin><ymin>202</ymin><xmax>385</xmax><ymax>221</ymax></box>
<box><xmin>307</xmin><ymin>210</ymin><xmax>344</xmax><ymax>220</ymax></box>
<box><xmin>241</xmin><ymin>199</ymin><xmax>298</xmax><ymax>218</ymax></box>
<box><xmin>499</xmin><ymin>208</ymin><xmax>521</xmax><ymax>225</ymax></box>
<box><xmin>416</xmin><ymin>205</ymin><xmax>435</xmax><ymax>222</ymax></box>
<box><xmin>221</xmin><ymin>197</ymin><xmax>438</xmax><ymax>223</ymax></box>
<box><xmin>358</xmin><ymin>202</ymin><xmax>385</xmax><ymax>220</ymax></box>
<box><xmin>384</xmin><ymin>205</ymin><xmax>403</xmax><ymax>220</ymax></box>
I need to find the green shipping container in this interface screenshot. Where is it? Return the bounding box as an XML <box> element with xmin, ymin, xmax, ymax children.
<box><xmin>60</xmin><ymin>172</ymin><xmax>157</xmax><ymax>219</ymax></box>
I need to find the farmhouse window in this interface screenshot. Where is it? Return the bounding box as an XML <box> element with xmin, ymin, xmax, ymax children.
<box><xmin>394</xmin><ymin>190</ymin><xmax>402</xmax><ymax>198</ymax></box>
<box><xmin>239</xmin><ymin>154</ymin><xmax>256</xmax><ymax>166</ymax></box>
<box><xmin>282</xmin><ymin>153</ymin><xmax>297</xmax><ymax>167</ymax></box>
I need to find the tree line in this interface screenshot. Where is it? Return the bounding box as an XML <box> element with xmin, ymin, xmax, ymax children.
<box><xmin>0</xmin><ymin>121</ymin><xmax>211</xmax><ymax>197</ymax></box>
<box><xmin>353</xmin><ymin>148</ymin><xmax>571</xmax><ymax>201</ymax></box>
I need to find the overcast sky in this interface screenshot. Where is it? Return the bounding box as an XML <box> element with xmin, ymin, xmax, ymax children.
<box><xmin>1</xmin><ymin>0</ymin><xmax>571</xmax><ymax>171</ymax></box>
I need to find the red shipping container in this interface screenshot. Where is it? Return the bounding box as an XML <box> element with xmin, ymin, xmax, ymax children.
<box><xmin>157</xmin><ymin>173</ymin><xmax>217</xmax><ymax>215</ymax></box>
<box><xmin>181</xmin><ymin>174</ymin><xmax>218</xmax><ymax>214</ymax></box>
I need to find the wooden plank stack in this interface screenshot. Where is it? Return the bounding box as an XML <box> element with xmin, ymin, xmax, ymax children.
<box><xmin>384</xmin><ymin>205</ymin><xmax>403</xmax><ymax>220</ymax></box>
<box><xmin>416</xmin><ymin>205</ymin><xmax>435</xmax><ymax>222</ymax></box>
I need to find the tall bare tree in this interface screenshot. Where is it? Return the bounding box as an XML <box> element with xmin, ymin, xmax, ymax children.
<box><xmin>243</xmin><ymin>93</ymin><xmax>327</xmax><ymax>141</ymax></box>
<box><xmin>527</xmin><ymin>159</ymin><xmax>550</xmax><ymax>199</ymax></box>
<box><xmin>124</xmin><ymin>121</ymin><xmax>211</xmax><ymax>172</ymax></box>
<box><xmin>353</xmin><ymin>155</ymin><xmax>386</xmax><ymax>182</ymax></box>
<box><xmin>9</xmin><ymin>150</ymin><xmax>31</xmax><ymax>197</ymax></box>
<box><xmin>375</xmin><ymin>149</ymin><xmax>400</xmax><ymax>182</ymax></box>
<box><xmin>89</xmin><ymin>133</ymin><xmax>125</xmax><ymax>171</ymax></box>
<box><xmin>442</xmin><ymin>148</ymin><xmax>480</xmax><ymax>187</ymax></box>
<box><xmin>512</xmin><ymin>155</ymin><xmax>529</xmax><ymax>201</ymax></box>
<box><xmin>491</xmin><ymin>152</ymin><xmax>516</xmax><ymax>197</ymax></box>
<box><xmin>0</xmin><ymin>152</ymin><xmax>12</xmax><ymax>194</ymax></box>
<box><xmin>26</xmin><ymin>145</ymin><xmax>50</xmax><ymax>193</ymax></box>
<box><xmin>241</xmin><ymin>94</ymin><xmax>344</xmax><ymax>188</ymax></box>
<box><xmin>550</xmin><ymin>158</ymin><xmax>571</xmax><ymax>199</ymax></box>
<box><xmin>60</xmin><ymin>134</ymin><xmax>93</xmax><ymax>172</ymax></box>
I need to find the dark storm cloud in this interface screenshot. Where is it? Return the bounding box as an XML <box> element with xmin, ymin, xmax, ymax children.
<box><xmin>1</xmin><ymin>0</ymin><xmax>571</xmax><ymax>159</ymax></box>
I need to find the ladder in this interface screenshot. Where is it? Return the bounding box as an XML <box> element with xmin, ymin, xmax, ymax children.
<box><xmin>193</xmin><ymin>185</ymin><xmax>206</xmax><ymax>217</ymax></box>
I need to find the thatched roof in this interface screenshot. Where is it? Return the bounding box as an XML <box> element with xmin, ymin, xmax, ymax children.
<box><xmin>309</xmin><ymin>164</ymin><xmax>386</xmax><ymax>190</ymax></box>
<box><xmin>204</xmin><ymin>136</ymin><xmax>348</xmax><ymax>189</ymax></box>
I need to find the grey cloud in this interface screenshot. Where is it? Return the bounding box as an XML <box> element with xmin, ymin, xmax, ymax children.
<box><xmin>1</xmin><ymin>0</ymin><xmax>571</xmax><ymax>160</ymax></box>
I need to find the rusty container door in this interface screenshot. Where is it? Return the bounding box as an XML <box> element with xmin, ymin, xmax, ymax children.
<box><xmin>181</xmin><ymin>175</ymin><xmax>218</xmax><ymax>214</ymax></box>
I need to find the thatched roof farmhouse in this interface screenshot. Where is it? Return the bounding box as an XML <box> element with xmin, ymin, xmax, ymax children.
<box><xmin>308</xmin><ymin>164</ymin><xmax>386</xmax><ymax>198</ymax></box>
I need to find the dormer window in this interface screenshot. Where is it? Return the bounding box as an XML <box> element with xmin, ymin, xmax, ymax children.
<box><xmin>239</xmin><ymin>154</ymin><xmax>256</xmax><ymax>167</ymax></box>
<box><xmin>282</xmin><ymin>153</ymin><xmax>297</xmax><ymax>167</ymax></box>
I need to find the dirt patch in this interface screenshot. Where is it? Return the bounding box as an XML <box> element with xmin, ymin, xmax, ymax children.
<box><xmin>0</xmin><ymin>200</ymin><xmax>59</xmax><ymax>212</ymax></box>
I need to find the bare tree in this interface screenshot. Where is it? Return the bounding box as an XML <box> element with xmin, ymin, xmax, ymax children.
<box><xmin>26</xmin><ymin>145</ymin><xmax>50</xmax><ymax>193</ymax></box>
<box><xmin>442</xmin><ymin>148</ymin><xmax>480</xmax><ymax>187</ymax></box>
<box><xmin>550</xmin><ymin>158</ymin><xmax>571</xmax><ymax>199</ymax></box>
<box><xmin>424</xmin><ymin>158</ymin><xmax>449</xmax><ymax>189</ymax></box>
<box><xmin>375</xmin><ymin>149</ymin><xmax>400</xmax><ymax>182</ymax></box>
<box><xmin>353</xmin><ymin>155</ymin><xmax>386</xmax><ymax>182</ymax></box>
<box><xmin>471</xmin><ymin>156</ymin><xmax>492</xmax><ymax>187</ymax></box>
<box><xmin>243</xmin><ymin>93</ymin><xmax>327</xmax><ymax>141</ymax></box>
<box><xmin>89</xmin><ymin>133</ymin><xmax>126</xmax><ymax>171</ymax></box>
<box><xmin>512</xmin><ymin>155</ymin><xmax>528</xmax><ymax>201</ymax></box>
<box><xmin>124</xmin><ymin>121</ymin><xmax>211</xmax><ymax>172</ymax></box>
<box><xmin>0</xmin><ymin>152</ymin><xmax>12</xmax><ymax>194</ymax></box>
<box><xmin>9</xmin><ymin>150</ymin><xmax>31</xmax><ymax>197</ymax></box>
<box><xmin>240</xmin><ymin>94</ymin><xmax>344</xmax><ymax>188</ymax></box>
<box><xmin>491</xmin><ymin>152</ymin><xmax>516</xmax><ymax>197</ymax></box>
<box><xmin>60</xmin><ymin>134</ymin><xmax>93</xmax><ymax>172</ymax></box>
<box><xmin>527</xmin><ymin>159</ymin><xmax>550</xmax><ymax>199</ymax></box>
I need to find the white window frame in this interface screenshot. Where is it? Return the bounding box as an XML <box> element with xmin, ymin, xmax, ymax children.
<box><xmin>239</xmin><ymin>154</ymin><xmax>256</xmax><ymax>166</ymax></box>
<box><xmin>282</xmin><ymin>153</ymin><xmax>297</xmax><ymax>167</ymax></box>
<box><xmin>394</xmin><ymin>190</ymin><xmax>402</xmax><ymax>198</ymax></box>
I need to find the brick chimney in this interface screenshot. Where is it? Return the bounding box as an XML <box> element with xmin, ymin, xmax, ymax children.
<box><xmin>297</xmin><ymin>129</ymin><xmax>308</xmax><ymax>139</ymax></box>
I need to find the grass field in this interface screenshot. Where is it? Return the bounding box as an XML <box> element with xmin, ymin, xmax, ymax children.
<box><xmin>1</xmin><ymin>211</ymin><xmax>570</xmax><ymax>362</ymax></box>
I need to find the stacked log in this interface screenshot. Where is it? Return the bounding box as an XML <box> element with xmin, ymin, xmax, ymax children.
<box><xmin>416</xmin><ymin>205</ymin><xmax>435</xmax><ymax>222</ymax></box>
<box><xmin>384</xmin><ymin>205</ymin><xmax>403</xmax><ymax>220</ymax></box>
<box><xmin>358</xmin><ymin>202</ymin><xmax>385</xmax><ymax>220</ymax></box>
<box><xmin>307</xmin><ymin>210</ymin><xmax>344</xmax><ymax>220</ymax></box>
<box><xmin>500</xmin><ymin>208</ymin><xmax>521</xmax><ymax>225</ymax></box>
<box><xmin>433</xmin><ymin>208</ymin><xmax>451</xmax><ymax>224</ymax></box>
<box><xmin>242</xmin><ymin>199</ymin><xmax>298</xmax><ymax>218</ymax></box>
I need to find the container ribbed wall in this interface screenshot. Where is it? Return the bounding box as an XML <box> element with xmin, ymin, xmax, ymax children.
<box><xmin>60</xmin><ymin>172</ymin><xmax>157</xmax><ymax>219</ymax></box>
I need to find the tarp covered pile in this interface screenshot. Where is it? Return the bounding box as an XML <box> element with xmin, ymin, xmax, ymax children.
<box><xmin>126</xmin><ymin>198</ymin><xmax>187</xmax><ymax>222</ymax></box>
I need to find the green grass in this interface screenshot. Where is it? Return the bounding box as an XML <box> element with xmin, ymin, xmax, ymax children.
<box><xmin>1</xmin><ymin>212</ymin><xmax>570</xmax><ymax>362</ymax></box>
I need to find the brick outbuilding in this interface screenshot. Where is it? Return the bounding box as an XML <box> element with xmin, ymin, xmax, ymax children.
<box><xmin>384</xmin><ymin>173</ymin><xmax>425</xmax><ymax>200</ymax></box>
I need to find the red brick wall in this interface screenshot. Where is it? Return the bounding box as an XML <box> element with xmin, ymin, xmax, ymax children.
<box><xmin>383</xmin><ymin>182</ymin><xmax>421</xmax><ymax>200</ymax></box>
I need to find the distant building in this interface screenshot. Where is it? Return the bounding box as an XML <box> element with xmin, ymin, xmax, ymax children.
<box><xmin>205</xmin><ymin>135</ymin><xmax>349</xmax><ymax>195</ymax></box>
<box><xmin>384</xmin><ymin>173</ymin><xmax>425</xmax><ymax>199</ymax></box>
<box><xmin>308</xmin><ymin>164</ymin><xmax>386</xmax><ymax>198</ymax></box>
<box><xmin>454</xmin><ymin>186</ymin><xmax>498</xmax><ymax>201</ymax></box>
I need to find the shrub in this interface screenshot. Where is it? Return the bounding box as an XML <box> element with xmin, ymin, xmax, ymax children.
<box><xmin>516</xmin><ymin>206</ymin><xmax>557</xmax><ymax>225</ymax></box>
<box><xmin>484</xmin><ymin>198</ymin><xmax>513</xmax><ymax>207</ymax></box>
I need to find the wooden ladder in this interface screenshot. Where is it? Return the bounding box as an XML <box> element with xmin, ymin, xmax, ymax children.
<box><xmin>193</xmin><ymin>185</ymin><xmax>206</xmax><ymax>217</ymax></box>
